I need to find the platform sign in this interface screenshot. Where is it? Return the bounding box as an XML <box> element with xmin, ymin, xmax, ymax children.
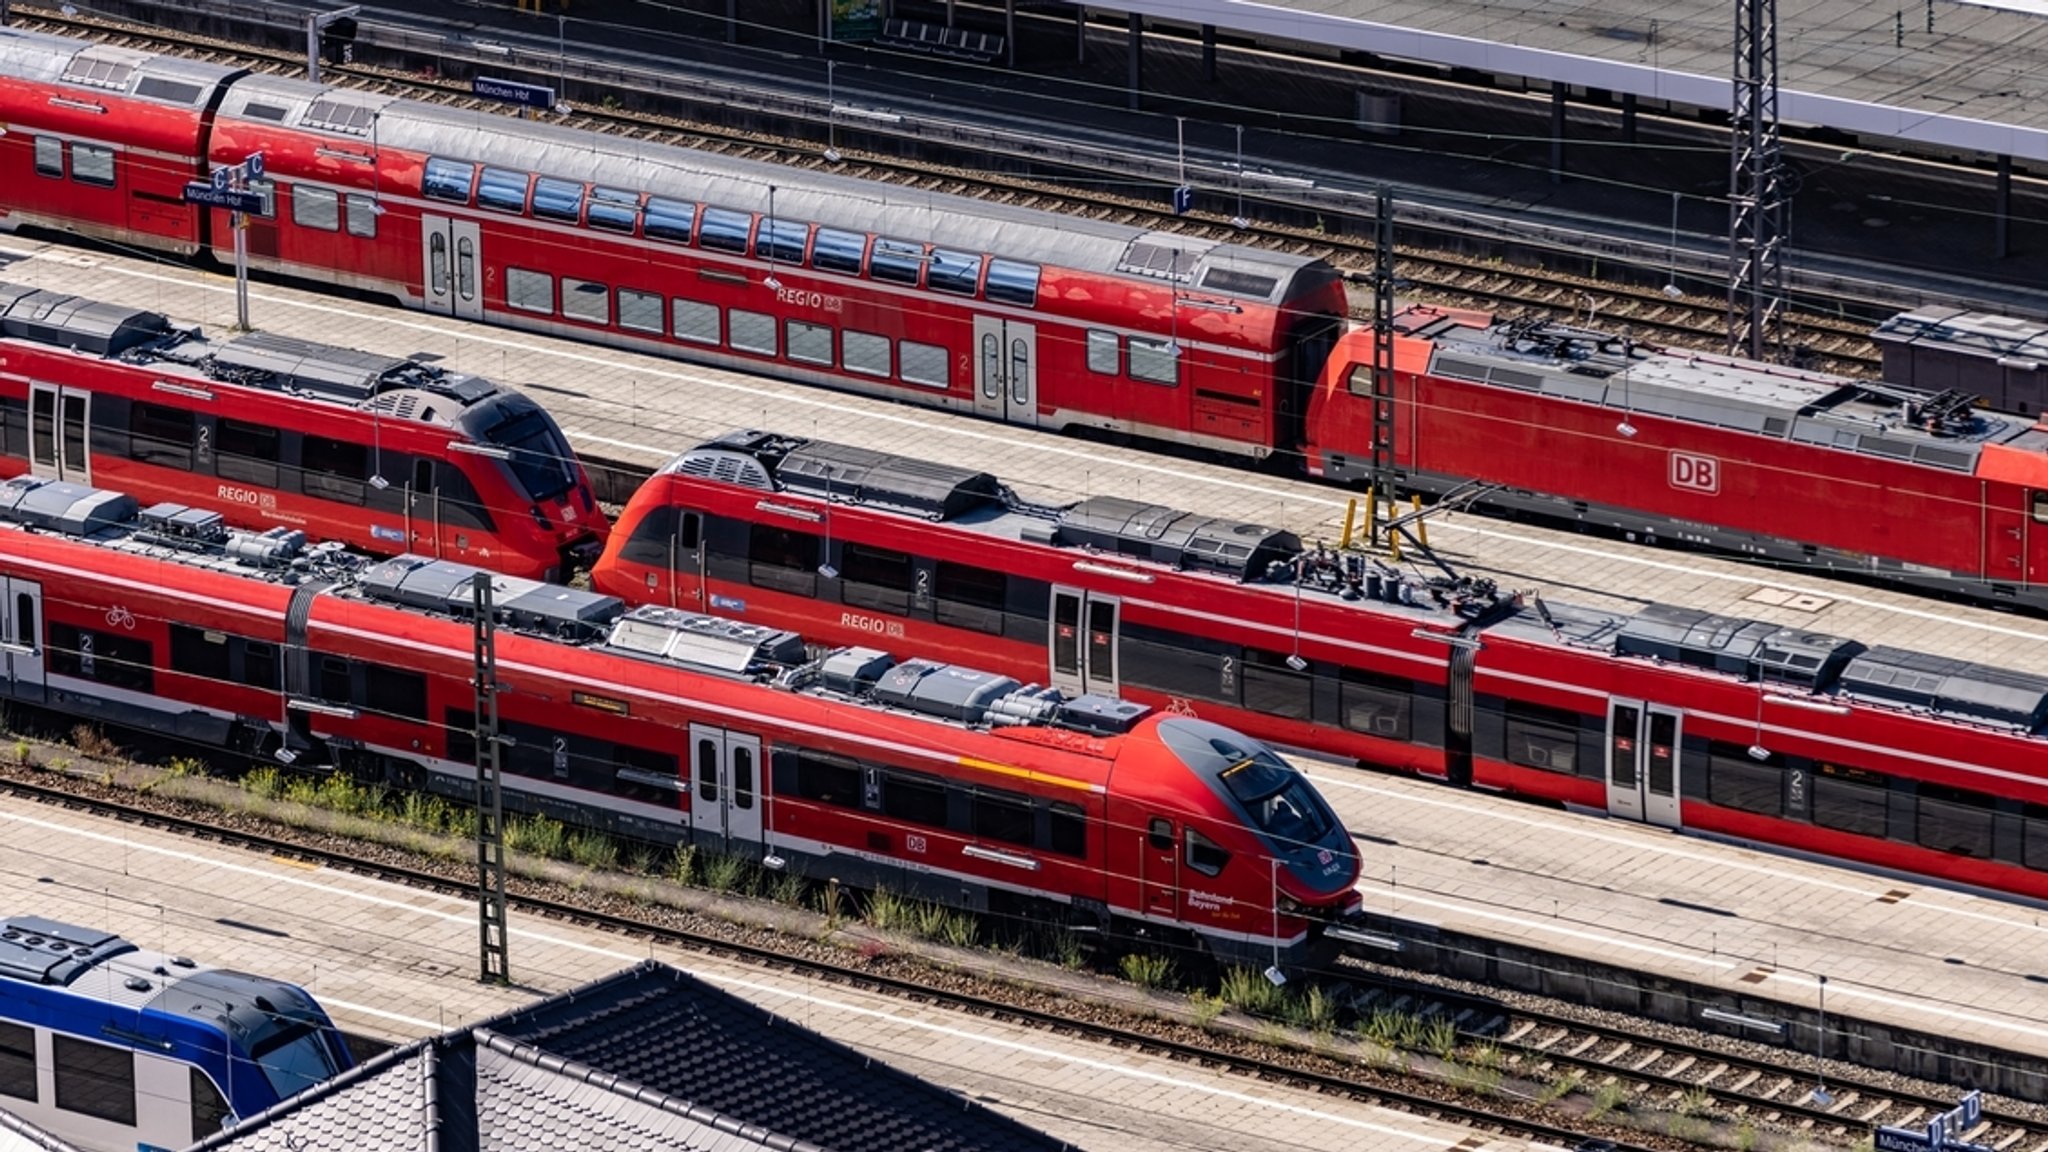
<box><xmin>473</xmin><ymin>75</ymin><xmax>555</xmax><ymax>110</ymax></box>
<box><xmin>182</xmin><ymin>182</ymin><xmax>263</xmax><ymax>214</ymax></box>
<box><xmin>1876</xmin><ymin>1093</ymin><xmax>1988</xmax><ymax>1152</ymax></box>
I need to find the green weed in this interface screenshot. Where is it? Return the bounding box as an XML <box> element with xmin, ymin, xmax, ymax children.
<box><xmin>1119</xmin><ymin>952</ymin><xmax>1175</xmax><ymax>989</ymax></box>
<box><xmin>567</xmin><ymin>829</ymin><xmax>619</xmax><ymax>871</ymax></box>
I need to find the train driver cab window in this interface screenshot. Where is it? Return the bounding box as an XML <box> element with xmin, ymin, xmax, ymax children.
<box><xmin>422</xmin><ymin>157</ymin><xmax>476</xmax><ymax>203</ymax></box>
<box><xmin>34</xmin><ymin>136</ymin><xmax>64</xmax><ymax>178</ymax></box>
<box><xmin>71</xmin><ymin>143</ymin><xmax>115</xmax><ymax>188</ymax></box>
<box><xmin>476</xmin><ymin>166</ymin><xmax>530</xmax><ymax>213</ymax></box>
<box><xmin>1085</xmin><ymin>329</ymin><xmax>1120</xmax><ymax>375</ymax></box>
<box><xmin>0</xmin><ymin>1020</ymin><xmax>34</xmax><ymax>1101</ymax></box>
<box><xmin>2034</xmin><ymin>490</ymin><xmax>2048</xmax><ymax>524</ymax></box>
<box><xmin>869</xmin><ymin>238</ymin><xmax>925</xmax><ymax>286</ymax></box>
<box><xmin>1184</xmin><ymin>828</ymin><xmax>1230</xmax><ymax>877</ymax></box>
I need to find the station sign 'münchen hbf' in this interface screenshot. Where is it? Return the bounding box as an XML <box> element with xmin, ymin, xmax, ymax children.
<box><xmin>1876</xmin><ymin>1092</ymin><xmax>1989</xmax><ymax>1152</ymax></box>
<box><xmin>472</xmin><ymin>76</ymin><xmax>555</xmax><ymax>111</ymax></box>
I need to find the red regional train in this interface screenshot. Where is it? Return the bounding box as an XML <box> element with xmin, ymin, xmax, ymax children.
<box><xmin>594</xmin><ymin>430</ymin><xmax>2048</xmax><ymax>901</ymax></box>
<box><xmin>0</xmin><ymin>28</ymin><xmax>1344</xmax><ymax>460</ymax></box>
<box><xmin>0</xmin><ymin>473</ymin><xmax>1362</xmax><ymax>968</ymax></box>
<box><xmin>0</xmin><ymin>281</ymin><xmax>604</xmax><ymax>579</ymax></box>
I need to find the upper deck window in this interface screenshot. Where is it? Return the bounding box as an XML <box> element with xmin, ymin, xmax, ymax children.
<box><xmin>531</xmin><ymin>177</ymin><xmax>585</xmax><ymax>223</ymax></box>
<box><xmin>870</xmin><ymin>238</ymin><xmax>924</xmax><ymax>286</ymax></box>
<box><xmin>755</xmin><ymin>217</ymin><xmax>808</xmax><ymax>265</ymax></box>
<box><xmin>811</xmin><ymin>228</ymin><xmax>866</xmax><ymax>274</ymax></box>
<box><xmin>422</xmin><ymin>158</ymin><xmax>475</xmax><ymax>203</ymax></box>
<box><xmin>927</xmin><ymin>249</ymin><xmax>982</xmax><ymax>297</ymax></box>
<box><xmin>985</xmin><ymin>259</ymin><xmax>1041</xmax><ymax>307</ymax></box>
<box><xmin>476</xmin><ymin>167</ymin><xmax>529</xmax><ymax>213</ymax></box>
<box><xmin>698</xmin><ymin>207</ymin><xmax>752</xmax><ymax>254</ymax></box>
<box><xmin>644</xmin><ymin>197</ymin><xmax>695</xmax><ymax>243</ymax></box>
<box><xmin>587</xmin><ymin>186</ymin><xmax>640</xmax><ymax>233</ymax></box>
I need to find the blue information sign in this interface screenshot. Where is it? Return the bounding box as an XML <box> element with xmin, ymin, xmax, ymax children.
<box><xmin>473</xmin><ymin>75</ymin><xmax>556</xmax><ymax>110</ymax></box>
<box><xmin>182</xmin><ymin>182</ymin><xmax>263</xmax><ymax>214</ymax></box>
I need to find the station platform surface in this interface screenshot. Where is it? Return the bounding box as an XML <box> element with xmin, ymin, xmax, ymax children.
<box><xmin>0</xmin><ymin>788</ymin><xmax>1516</xmax><ymax>1152</ymax></box>
<box><xmin>6</xmin><ymin>236</ymin><xmax>2042</xmax><ymax>685</ymax></box>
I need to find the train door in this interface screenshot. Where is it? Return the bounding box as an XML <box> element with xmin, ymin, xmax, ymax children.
<box><xmin>972</xmin><ymin>317</ymin><xmax>1038</xmax><ymax>426</ymax></box>
<box><xmin>688</xmin><ymin>725</ymin><xmax>763</xmax><ymax>856</ymax></box>
<box><xmin>420</xmin><ymin>214</ymin><xmax>482</xmax><ymax>321</ymax></box>
<box><xmin>1140</xmin><ymin>817</ymin><xmax>1180</xmax><ymax>919</ymax></box>
<box><xmin>1984</xmin><ymin>485</ymin><xmax>2027</xmax><ymax>585</ymax></box>
<box><xmin>28</xmin><ymin>382</ymin><xmax>91</xmax><ymax>483</ymax></box>
<box><xmin>1049</xmin><ymin>586</ymin><xmax>1119</xmax><ymax>697</ymax></box>
<box><xmin>0</xmin><ymin>578</ymin><xmax>44</xmax><ymax>705</ymax></box>
<box><xmin>1605</xmin><ymin>698</ymin><xmax>1682</xmax><ymax>829</ymax></box>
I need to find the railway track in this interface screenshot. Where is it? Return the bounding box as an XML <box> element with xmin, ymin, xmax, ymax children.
<box><xmin>15</xmin><ymin>5</ymin><xmax>1887</xmax><ymax>376</ymax></box>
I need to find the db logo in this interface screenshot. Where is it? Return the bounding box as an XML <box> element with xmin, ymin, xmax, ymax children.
<box><xmin>1668</xmin><ymin>451</ymin><xmax>1721</xmax><ymax>494</ymax></box>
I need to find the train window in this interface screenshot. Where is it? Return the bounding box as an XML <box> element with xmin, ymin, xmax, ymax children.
<box><xmin>505</xmin><ymin>267</ymin><xmax>555</xmax><ymax>315</ymax></box>
<box><xmin>301</xmin><ymin>434</ymin><xmax>367</xmax><ymax>504</ymax></box>
<box><xmin>900</xmin><ymin>340</ymin><xmax>949</xmax><ymax>389</ymax></box>
<box><xmin>840</xmin><ymin>542</ymin><xmax>913</xmax><ymax>614</ymax></box>
<box><xmin>1128</xmin><ymin>337</ymin><xmax>1179</xmax><ymax>385</ymax></box>
<box><xmin>33</xmin><ymin>136</ymin><xmax>63</xmax><ymax>178</ymax></box>
<box><xmin>730</xmin><ymin>309</ymin><xmax>777</xmax><ymax>356</ymax></box>
<box><xmin>71</xmin><ymin>143</ymin><xmax>114</xmax><ymax>188</ymax></box>
<box><xmin>1049</xmin><ymin>802</ymin><xmax>1086</xmax><ymax>857</ymax></box>
<box><xmin>843</xmin><ymin>331</ymin><xmax>891</xmax><ymax>378</ymax></box>
<box><xmin>437</xmin><ymin>466</ymin><xmax>496</xmax><ymax>532</ymax></box>
<box><xmin>0</xmin><ymin>1020</ymin><xmax>34</xmax><ymax>1102</ymax></box>
<box><xmin>927</xmin><ymin>249</ymin><xmax>983</xmax><ymax>296</ymax></box>
<box><xmin>672</xmin><ymin>298</ymin><xmax>721</xmax><ymax>345</ymax></box>
<box><xmin>1147</xmin><ymin>819</ymin><xmax>1173</xmax><ymax>850</ymax></box>
<box><xmin>869</xmin><ymin>238</ymin><xmax>925</xmax><ymax>286</ymax></box>
<box><xmin>239</xmin><ymin>640</ymin><xmax>280</xmax><ymax>692</ymax></box>
<box><xmin>1502</xmin><ymin>700</ymin><xmax>1583</xmax><ymax>775</ymax></box>
<box><xmin>476</xmin><ymin>166</ymin><xmax>530</xmax><ymax>213</ymax></box>
<box><xmin>562</xmin><ymin>278</ymin><xmax>610</xmax><ymax>325</ymax></box>
<box><xmin>315</xmin><ymin>655</ymin><xmax>353</xmax><ymax>704</ymax></box>
<box><xmin>811</xmin><ymin>228</ymin><xmax>866</xmax><ymax>274</ymax></box>
<box><xmin>933</xmin><ymin>561</ymin><xmax>1006</xmax><ymax>634</ymax></box>
<box><xmin>696</xmin><ymin>738</ymin><xmax>719</xmax><ymax>803</ymax></box>
<box><xmin>1705</xmin><ymin>741</ymin><xmax>1783</xmax><ymax>816</ymax></box>
<box><xmin>985</xmin><ymin>259</ymin><xmax>1041</xmax><ymax>307</ymax></box>
<box><xmin>292</xmin><ymin>185</ymin><xmax>340</xmax><ymax>232</ymax></box>
<box><xmin>613</xmin><ymin>744</ymin><xmax>682</xmax><ymax>806</ymax></box>
<box><xmin>365</xmin><ymin>664</ymin><xmax>428</xmax><ymax>722</ymax></box>
<box><xmin>733</xmin><ymin>744</ymin><xmax>755</xmax><ymax>810</ymax></box>
<box><xmin>2024</xmin><ymin>803</ymin><xmax>2048</xmax><ymax>873</ymax></box>
<box><xmin>756</xmin><ymin>217</ymin><xmax>808</xmax><ymax>264</ymax></box>
<box><xmin>747</xmin><ymin>523</ymin><xmax>819</xmax><ymax>596</ymax></box>
<box><xmin>1335</xmin><ymin>666</ymin><xmax>1412</xmax><ymax>739</ymax></box>
<box><xmin>422</xmin><ymin>157</ymin><xmax>475</xmax><ymax>203</ymax></box>
<box><xmin>618</xmin><ymin>288</ymin><xmax>664</xmax><ymax>334</ymax></box>
<box><xmin>190</xmin><ymin>1068</ymin><xmax>231</xmax><ymax>1139</ymax></box>
<box><xmin>531</xmin><ymin>176</ymin><xmax>585</xmax><ymax>222</ymax></box>
<box><xmin>1184</xmin><ymin>828</ymin><xmax>1230</xmax><ymax>877</ymax></box>
<box><xmin>1914</xmin><ymin>781</ymin><xmax>1995</xmax><ymax>860</ymax></box>
<box><xmin>791</xmin><ymin>750</ymin><xmax>861</xmax><ymax>807</ymax></box>
<box><xmin>50</xmin><ymin>625</ymin><xmax>153</xmax><ymax>694</ymax></box>
<box><xmin>53</xmin><ymin>1034</ymin><xmax>135</xmax><ymax>1126</ymax></box>
<box><xmin>1811</xmin><ymin>763</ymin><xmax>1892</xmax><ymax>839</ymax></box>
<box><xmin>1121</xmin><ymin>624</ymin><xmax>1238</xmax><ymax>705</ymax></box>
<box><xmin>128</xmin><ymin>402</ymin><xmax>195</xmax><ymax>471</ymax></box>
<box><xmin>971</xmin><ymin>788</ymin><xmax>1033</xmax><ymax>846</ymax></box>
<box><xmin>698</xmin><ymin>207</ymin><xmax>753</xmax><ymax>254</ymax></box>
<box><xmin>587</xmin><ymin>186</ymin><xmax>640</xmax><ymax>233</ymax></box>
<box><xmin>170</xmin><ymin>624</ymin><xmax>232</xmax><ymax>685</ymax></box>
<box><xmin>617</xmin><ymin>506</ymin><xmax>697</xmax><ymax>566</ymax></box>
<box><xmin>0</xmin><ymin>396</ymin><xmax>23</xmax><ymax>460</ymax></box>
<box><xmin>884</xmin><ymin>770</ymin><xmax>950</xmax><ymax>827</ymax></box>
<box><xmin>787</xmin><ymin>319</ymin><xmax>834</xmax><ymax>366</ymax></box>
<box><xmin>1085</xmin><ymin>330</ymin><xmax>1120</xmax><ymax>375</ymax></box>
<box><xmin>2034</xmin><ymin>490</ymin><xmax>2048</xmax><ymax>524</ymax></box>
<box><xmin>644</xmin><ymin>197</ymin><xmax>696</xmax><ymax>243</ymax></box>
<box><xmin>1242</xmin><ymin>648</ymin><xmax>1313</xmax><ymax>720</ymax></box>
<box><xmin>216</xmin><ymin>419</ymin><xmax>279</xmax><ymax>486</ymax></box>
<box><xmin>345</xmin><ymin>194</ymin><xmax>378</xmax><ymax>238</ymax></box>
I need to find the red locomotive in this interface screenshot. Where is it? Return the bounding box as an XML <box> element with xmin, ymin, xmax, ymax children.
<box><xmin>1305</xmin><ymin>308</ymin><xmax>2048</xmax><ymax>610</ymax></box>
<box><xmin>0</xmin><ymin>473</ymin><xmax>1362</xmax><ymax>969</ymax></box>
<box><xmin>0</xmin><ymin>28</ymin><xmax>1346</xmax><ymax>461</ymax></box>
<box><xmin>594</xmin><ymin>429</ymin><xmax>2048</xmax><ymax>901</ymax></box>
<box><xmin>0</xmin><ymin>281</ymin><xmax>604</xmax><ymax>579</ymax></box>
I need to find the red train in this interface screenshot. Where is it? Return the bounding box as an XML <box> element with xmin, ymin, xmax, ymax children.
<box><xmin>0</xmin><ymin>281</ymin><xmax>604</xmax><ymax>579</ymax></box>
<box><xmin>0</xmin><ymin>473</ymin><xmax>1362</xmax><ymax>969</ymax></box>
<box><xmin>594</xmin><ymin>429</ymin><xmax>2048</xmax><ymax>901</ymax></box>
<box><xmin>2</xmin><ymin>26</ymin><xmax>2041</xmax><ymax>611</ymax></box>
<box><xmin>0</xmin><ymin>29</ymin><xmax>1344</xmax><ymax>461</ymax></box>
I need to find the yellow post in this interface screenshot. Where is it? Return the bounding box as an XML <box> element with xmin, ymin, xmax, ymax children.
<box><xmin>1410</xmin><ymin>495</ymin><xmax>1427</xmax><ymax>549</ymax></box>
<box><xmin>1340</xmin><ymin>498</ymin><xmax>1358</xmax><ymax>551</ymax></box>
<box><xmin>1363</xmin><ymin>486</ymin><xmax>1377</xmax><ymax>549</ymax></box>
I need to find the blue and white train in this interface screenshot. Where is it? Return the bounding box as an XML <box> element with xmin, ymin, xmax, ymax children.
<box><xmin>0</xmin><ymin>914</ymin><xmax>353</xmax><ymax>1152</ymax></box>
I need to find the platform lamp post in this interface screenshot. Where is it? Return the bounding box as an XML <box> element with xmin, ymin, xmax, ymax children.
<box><xmin>1663</xmin><ymin>191</ymin><xmax>1684</xmax><ymax>299</ymax></box>
<box><xmin>1232</xmin><ymin>125</ymin><xmax>1249</xmax><ymax>229</ymax></box>
<box><xmin>825</xmin><ymin>61</ymin><xmax>839</xmax><ymax>162</ymax></box>
<box><xmin>763</xmin><ymin>184</ymin><xmax>784</xmax><ymax>293</ymax></box>
<box><xmin>1813</xmin><ymin>974</ymin><xmax>1833</xmax><ymax>1105</ymax></box>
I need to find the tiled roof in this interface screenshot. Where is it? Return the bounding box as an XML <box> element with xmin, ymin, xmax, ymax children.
<box><xmin>191</xmin><ymin>960</ymin><xmax>1072</xmax><ymax>1152</ymax></box>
